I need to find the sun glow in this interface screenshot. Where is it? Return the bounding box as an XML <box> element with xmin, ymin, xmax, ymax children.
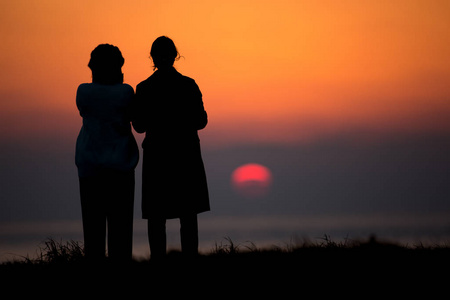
<box><xmin>231</xmin><ymin>163</ymin><xmax>273</xmax><ymax>199</ymax></box>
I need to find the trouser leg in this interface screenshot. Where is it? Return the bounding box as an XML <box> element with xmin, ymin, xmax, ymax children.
<box><xmin>79</xmin><ymin>176</ymin><xmax>106</xmax><ymax>261</ymax></box>
<box><xmin>148</xmin><ymin>218</ymin><xmax>167</xmax><ymax>259</ymax></box>
<box><xmin>180</xmin><ymin>214</ymin><xmax>199</xmax><ymax>256</ymax></box>
<box><xmin>107</xmin><ymin>171</ymin><xmax>135</xmax><ymax>262</ymax></box>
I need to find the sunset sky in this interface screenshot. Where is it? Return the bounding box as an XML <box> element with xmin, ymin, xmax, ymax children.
<box><xmin>2</xmin><ymin>0</ymin><xmax>449</xmax><ymax>146</ymax></box>
<box><xmin>1</xmin><ymin>0</ymin><xmax>450</xmax><ymax>251</ymax></box>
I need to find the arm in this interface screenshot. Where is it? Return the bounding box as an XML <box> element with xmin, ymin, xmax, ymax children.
<box><xmin>131</xmin><ymin>84</ymin><xmax>147</xmax><ymax>133</ymax></box>
<box><xmin>192</xmin><ymin>81</ymin><xmax>208</xmax><ymax>130</ymax></box>
<box><xmin>75</xmin><ymin>84</ymin><xmax>87</xmax><ymax>117</ymax></box>
<box><xmin>196</xmin><ymin>102</ymin><xmax>208</xmax><ymax>130</ymax></box>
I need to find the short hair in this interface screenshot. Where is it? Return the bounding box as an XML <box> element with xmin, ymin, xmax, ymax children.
<box><xmin>88</xmin><ymin>44</ymin><xmax>124</xmax><ymax>85</ymax></box>
<box><xmin>150</xmin><ymin>36</ymin><xmax>180</xmax><ymax>70</ymax></box>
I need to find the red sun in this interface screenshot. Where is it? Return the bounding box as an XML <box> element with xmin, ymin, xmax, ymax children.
<box><xmin>231</xmin><ymin>163</ymin><xmax>273</xmax><ymax>198</ymax></box>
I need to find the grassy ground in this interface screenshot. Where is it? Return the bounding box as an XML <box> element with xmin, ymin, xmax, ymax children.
<box><xmin>2</xmin><ymin>235</ymin><xmax>449</xmax><ymax>269</ymax></box>
<box><xmin>1</xmin><ymin>236</ymin><xmax>449</xmax><ymax>295</ymax></box>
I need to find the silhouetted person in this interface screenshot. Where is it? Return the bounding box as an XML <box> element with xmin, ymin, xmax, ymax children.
<box><xmin>75</xmin><ymin>44</ymin><xmax>139</xmax><ymax>262</ymax></box>
<box><xmin>133</xmin><ymin>36</ymin><xmax>210</xmax><ymax>259</ymax></box>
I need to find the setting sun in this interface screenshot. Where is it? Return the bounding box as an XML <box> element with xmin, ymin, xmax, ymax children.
<box><xmin>231</xmin><ymin>163</ymin><xmax>273</xmax><ymax>198</ymax></box>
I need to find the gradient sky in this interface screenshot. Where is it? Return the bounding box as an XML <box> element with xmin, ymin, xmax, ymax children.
<box><xmin>1</xmin><ymin>0</ymin><xmax>450</xmax><ymax>228</ymax></box>
<box><xmin>2</xmin><ymin>0</ymin><xmax>449</xmax><ymax>146</ymax></box>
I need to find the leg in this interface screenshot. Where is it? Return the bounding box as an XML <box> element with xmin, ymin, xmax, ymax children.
<box><xmin>147</xmin><ymin>217</ymin><xmax>167</xmax><ymax>259</ymax></box>
<box><xmin>79</xmin><ymin>176</ymin><xmax>106</xmax><ymax>261</ymax></box>
<box><xmin>180</xmin><ymin>214</ymin><xmax>199</xmax><ymax>256</ymax></box>
<box><xmin>107</xmin><ymin>171</ymin><xmax>135</xmax><ymax>262</ymax></box>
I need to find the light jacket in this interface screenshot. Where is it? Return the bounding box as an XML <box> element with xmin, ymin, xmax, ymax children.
<box><xmin>75</xmin><ymin>83</ymin><xmax>139</xmax><ymax>177</ymax></box>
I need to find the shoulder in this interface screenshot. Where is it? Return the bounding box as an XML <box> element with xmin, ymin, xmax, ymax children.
<box><xmin>117</xmin><ymin>83</ymin><xmax>134</xmax><ymax>96</ymax></box>
<box><xmin>136</xmin><ymin>75</ymin><xmax>155</xmax><ymax>91</ymax></box>
<box><xmin>76</xmin><ymin>83</ymin><xmax>93</xmax><ymax>101</ymax></box>
<box><xmin>121</xmin><ymin>83</ymin><xmax>134</xmax><ymax>92</ymax></box>
<box><xmin>77</xmin><ymin>83</ymin><xmax>91</xmax><ymax>89</ymax></box>
<box><xmin>77</xmin><ymin>83</ymin><xmax>134</xmax><ymax>96</ymax></box>
<box><xmin>77</xmin><ymin>83</ymin><xmax>91</xmax><ymax>94</ymax></box>
<box><xmin>179</xmin><ymin>74</ymin><xmax>201</xmax><ymax>95</ymax></box>
<box><xmin>181</xmin><ymin>75</ymin><xmax>196</xmax><ymax>84</ymax></box>
<box><xmin>178</xmin><ymin>73</ymin><xmax>199</xmax><ymax>89</ymax></box>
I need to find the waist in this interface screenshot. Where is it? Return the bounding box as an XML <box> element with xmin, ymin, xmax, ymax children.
<box><xmin>142</xmin><ymin>131</ymin><xmax>199</xmax><ymax>147</ymax></box>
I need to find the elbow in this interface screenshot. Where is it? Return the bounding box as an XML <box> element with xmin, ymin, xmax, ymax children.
<box><xmin>198</xmin><ymin>119</ymin><xmax>207</xmax><ymax>130</ymax></box>
<box><xmin>197</xmin><ymin>111</ymin><xmax>208</xmax><ymax>130</ymax></box>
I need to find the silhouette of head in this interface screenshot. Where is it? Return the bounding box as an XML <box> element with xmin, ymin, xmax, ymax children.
<box><xmin>88</xmin><ymin>44</ymin><xmax>124</xmax><ymax>85</ymax></box>
<box><xmin>150</xmin><ymin>36</ymin><xmax>180</xmax><ymax>71</ymax></box>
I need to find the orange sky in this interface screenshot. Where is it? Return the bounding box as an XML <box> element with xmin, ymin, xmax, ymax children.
<box><xmin>1</xmin><ymin>0</ymin><xmax>450</xmax><ymax>147</ymax></box>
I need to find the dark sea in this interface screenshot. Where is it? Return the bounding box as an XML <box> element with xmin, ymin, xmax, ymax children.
<box><xmin>2</xmin><ymin>211</ymin><xmax>450</xmax><ymax>262</ymax></box>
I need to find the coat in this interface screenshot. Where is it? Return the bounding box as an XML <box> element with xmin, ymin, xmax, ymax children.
<box><xmin>75</xmin><ymin>83</ymin><xmax>139</xmax><ymax>178</ymax></box>
<box><xmin>133</xmin><ymin>68</ymin><xmax>210</xmax><ymax>219</ymax></box>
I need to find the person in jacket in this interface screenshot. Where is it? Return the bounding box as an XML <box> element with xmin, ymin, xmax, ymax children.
<box><xmin>75</xmin><ymin>44</ymin><xmax>139</xmax><ymax>262</ymax></box>
<box><xmin>133</xmin><ymin>36</ymin><xmax>210</xmax><ymax>259</ymax></box>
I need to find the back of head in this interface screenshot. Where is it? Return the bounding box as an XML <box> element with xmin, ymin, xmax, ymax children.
<box><xmin>150</xmin><ymin>36</ymin><xmax>180</xmax><ymax>70</ymax></box>
<box><xmin>88</xmin><ymin>44</ymin><xmax>124</xmax><ymax>85</ymax></box>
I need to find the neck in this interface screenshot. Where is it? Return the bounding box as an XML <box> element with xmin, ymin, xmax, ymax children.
<box><xmin>156</xmin><ymin>65</ymin><xmax>175</xmax><ymax>72</ymax></box>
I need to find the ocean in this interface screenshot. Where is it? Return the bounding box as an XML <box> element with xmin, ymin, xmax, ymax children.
<box><xmin>1</xmin><ymin>212</ymin><xmax>450</xmax><ymax>262</ymax></box>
